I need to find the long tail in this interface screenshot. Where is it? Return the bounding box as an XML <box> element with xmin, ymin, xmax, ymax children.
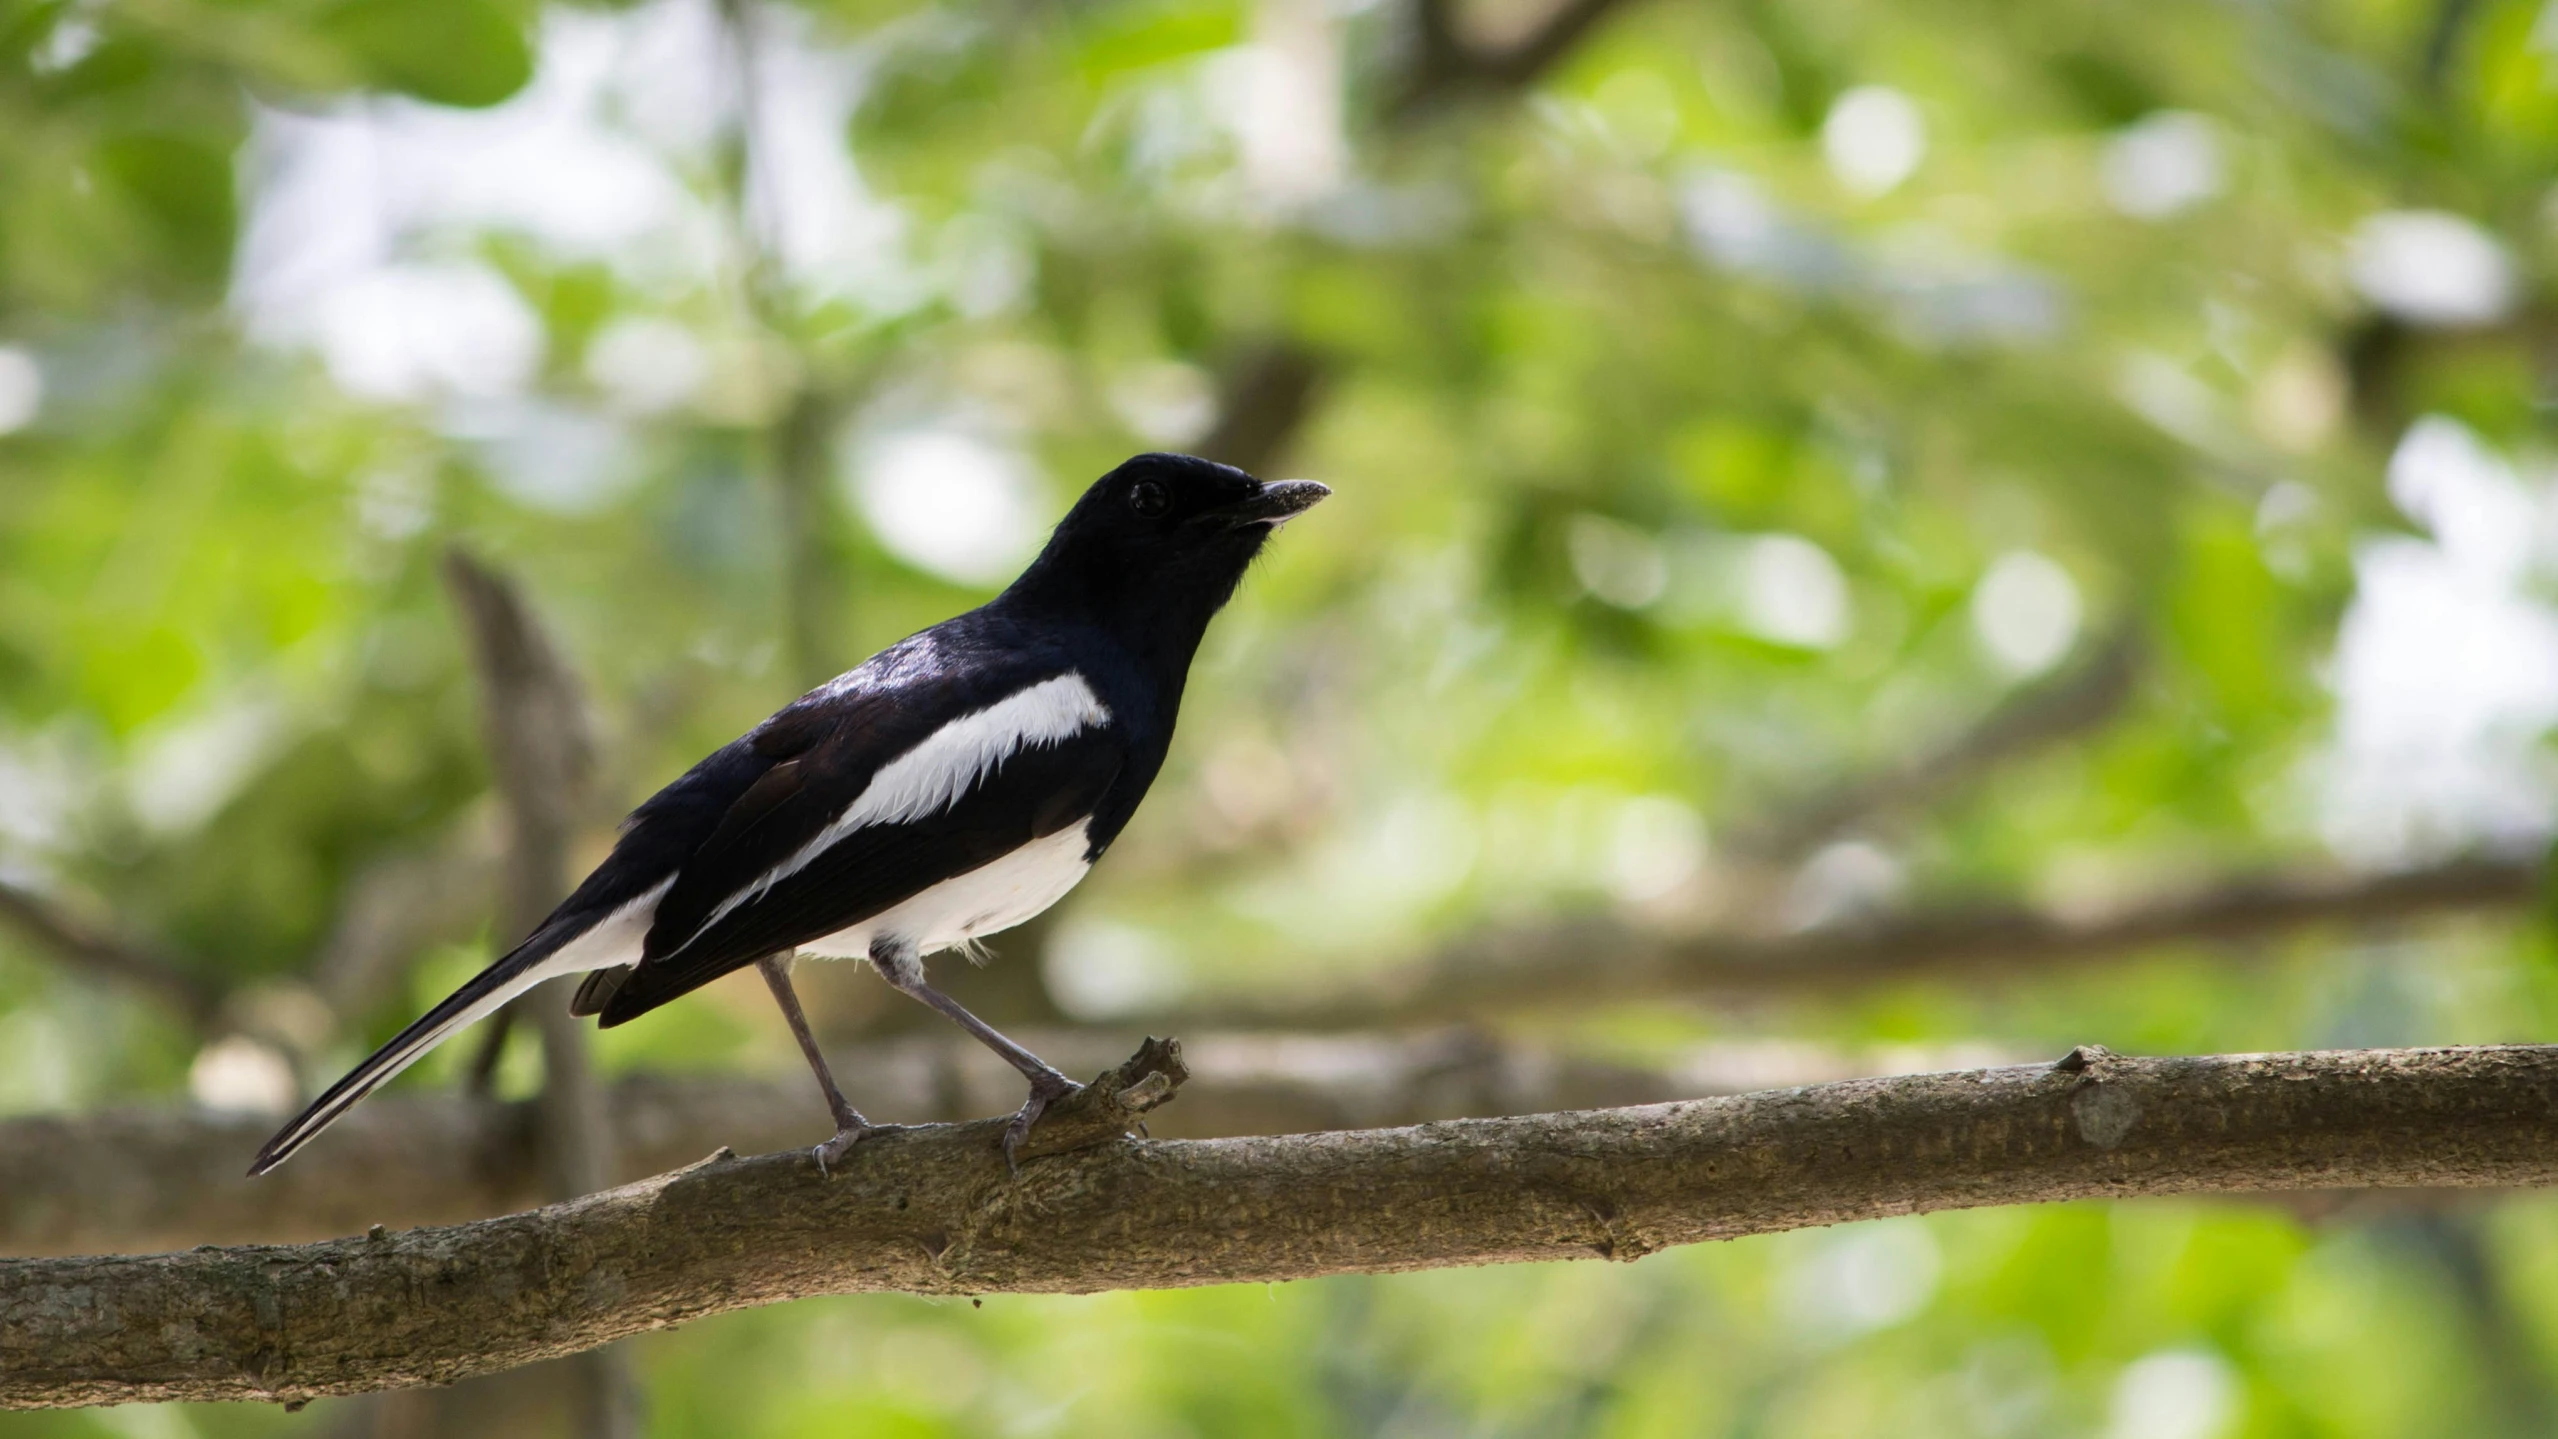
<box><xmin>247</xmin><ymin>918</ymin><xmax>583</xmax><ymax>1176</ymax></box>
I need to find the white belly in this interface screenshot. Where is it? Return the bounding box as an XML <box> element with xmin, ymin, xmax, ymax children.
<box><xmin>799</xmin><ymin>820</ymin><xmax>1095</xmax><ymax>960</ymax></box>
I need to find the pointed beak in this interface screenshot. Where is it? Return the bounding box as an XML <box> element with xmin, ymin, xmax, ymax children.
<box><xmin>1220</xmin><ymin>479</ymin><xmax>1331</xmax><ymax>529</ymax></box>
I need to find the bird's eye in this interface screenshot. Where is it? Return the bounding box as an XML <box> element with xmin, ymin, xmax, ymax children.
<box><xmin>1128</xmin><ymin>480</ymin><xmax>1170</xmax><ymax>517</ymax></box>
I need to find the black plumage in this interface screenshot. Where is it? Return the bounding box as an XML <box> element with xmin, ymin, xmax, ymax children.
<box><xmin>251</xmin><ymin>453</ymin><xmax>1328</xmax><ymax>1177</ymax></box>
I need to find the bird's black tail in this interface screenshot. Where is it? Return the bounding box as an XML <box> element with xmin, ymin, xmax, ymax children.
<box><xmin>247</xmin><ymin>918</ymin><xmax>581</xmax><ymax>1176</ymax></box>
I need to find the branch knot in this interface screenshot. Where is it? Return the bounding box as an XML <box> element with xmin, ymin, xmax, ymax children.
<box><xmin>1008</xmin><ymin>1037</ymin><xmax>1190</xmax><ymax>1164</ymax></box>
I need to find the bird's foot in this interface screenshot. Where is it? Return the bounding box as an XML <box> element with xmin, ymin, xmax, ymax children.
<box><xmin>1000</xmin><ymin>1068</ymin><xmax>1083</xmax><ymax>1174</ymax></box>
<box><xmin>813</xmin><ymin>1119</ymin><xmax>904</xmax><ymax>1178</ymax></box>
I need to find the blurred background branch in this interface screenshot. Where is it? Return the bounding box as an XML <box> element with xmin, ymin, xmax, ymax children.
<box><xmin>1161</xmin><ymin>851</ymin><xmax>2545</xmax><ymax>1027</ymax></box>
<box><xmin>1390</xmin><ymin>0</ymin><xmax>1649</xmax><ymax>119</ymax></box>
<box><xmin>0</xmin><ymin>879</ymin><xmax>222</xmax><ymax>1027</ymax></box>
<box><xmin>439</xmin><ymin>549</ymin><xmax>634</xmax><ymax>1439</ymax></box>
<box><xmin>1195</xmin><ymin>340</ymin><xmax>1330</xmax><ymax>477</ymax></box>
<box><xmin>1721</xmin><ymin>622</ymin><xmax>2148</xmax><ymax>866</ymax></box>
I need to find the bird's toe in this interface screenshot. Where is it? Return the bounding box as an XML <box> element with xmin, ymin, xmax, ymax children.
<box><xmin>813</xmin><ymin>1120</ymin><xmax>902</xmax><ymax>1178</ymax></box>
<box><xmin>1000</xmin><ymin>1072</ymin><xmax>1084</xmax><ymax>1174</ymax></box>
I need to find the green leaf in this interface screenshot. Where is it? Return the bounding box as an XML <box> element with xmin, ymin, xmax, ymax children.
<box><xmin>36</xmin><ymin>35</ymin><xmax>160</xmax><ymax>103</ymax></box>
<box><xmin>94</xmin><ymin>131</ymin><xmax>237</xmax><ymax>288</ymax></box>
<box><xmin>2166</xmin><ymin>509</ymin><xmax>2283</xmax><ymax>726</ymax></box>
<box><xmin>317</xmin><ymin>0</ymin><xmax>533</xmax><ymax>108</ymax></box>
<box><xmin>1074</xmin><ymin>0</ymin><xmax>1241</xmax><ymax>80</ymax></box>
<box><xmin>2047</xmin><ymin>50</ymin><xmax>2159</xmax><ymax>127</ymax></box>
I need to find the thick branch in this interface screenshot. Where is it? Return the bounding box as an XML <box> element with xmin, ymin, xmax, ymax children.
<box><xmin>7</xmin><ymin>1042</ymin><xmax>2556</xmax><ymax>1407</ymax></box>
<box><xmin>0</xmin><ymin>1032</ymin><xmax>2031</xmax><ymax>1255</ymax></box>
<box><xmin>1167</xmin><ymin>853</ymin><xmax>2545</xmax><ymax>1027</ymax></box>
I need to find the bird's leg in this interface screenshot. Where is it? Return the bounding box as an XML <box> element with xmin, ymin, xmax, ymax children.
<box><xmin>756</xmin><ymin>953</ymin><xmax>897</xmax><ymax>1175</ymax></box>
<box><xmin>869</xmin><ymin>937</ymin><xmax>1079</xmax><ymax>1172</ymax></box>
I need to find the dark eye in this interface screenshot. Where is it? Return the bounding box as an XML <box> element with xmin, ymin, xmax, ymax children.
<box><xmin>1128</xmin><ymin>479</ymin><xmax>1170</xmax><ymax>516</ymax></box>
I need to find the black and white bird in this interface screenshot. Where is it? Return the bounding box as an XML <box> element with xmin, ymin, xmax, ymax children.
<box><xmin>250</xmin><ymin>453</ymin><xmax>1327</xmax><ymax>1177</ymax></box>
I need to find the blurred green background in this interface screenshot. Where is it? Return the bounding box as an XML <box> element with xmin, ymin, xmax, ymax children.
<box><xmin>6</xmin><ymin>0</ymin><xmax>2558</xmax><ymax>1430</ymax></box>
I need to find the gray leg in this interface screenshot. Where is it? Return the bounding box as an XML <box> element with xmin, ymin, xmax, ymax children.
<box><xmin>756</xmin><ymin>953</ymin><xmax>897</xmax><ymax>1175</ymax></box>
<box><xmin>869</xmin><ymin>937</ymin><xmax>1079</xmax><ymax>1171</ymax></box>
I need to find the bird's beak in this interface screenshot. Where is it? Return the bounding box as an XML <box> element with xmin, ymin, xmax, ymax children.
<box><xmin>1218</xmin><ymin>479</ymin><xmax>1331</xmax><ymax>529</ymax></box>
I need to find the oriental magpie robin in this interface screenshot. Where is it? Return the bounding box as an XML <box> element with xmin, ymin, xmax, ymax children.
<box><xmin>251</xmin><ymin>454</ymin><xmax>1327</xmax><ymax>1177</ymax></box>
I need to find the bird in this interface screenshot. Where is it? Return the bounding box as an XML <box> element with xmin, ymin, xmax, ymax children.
<box><xmin>250</xmin><ymin>453</ymin><xmax>1328</xmax><ymax>1177</ymax></box>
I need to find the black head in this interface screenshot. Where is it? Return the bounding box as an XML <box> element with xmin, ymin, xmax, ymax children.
<box><xmin>1004</xmin><ymin>453</ymin><xmax>1328</xmax><ymax>640</ymax></box>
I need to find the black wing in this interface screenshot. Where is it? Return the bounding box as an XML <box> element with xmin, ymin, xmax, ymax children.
<box><xmin>589</xmin><ymin>641</ymin><xmax>1124</xmax><ymax>1026</ymax></box>
<box><xmin>592</xmin><ymin>727</ymin><xmax>1118</xmax><ymax>1025</ymax></box>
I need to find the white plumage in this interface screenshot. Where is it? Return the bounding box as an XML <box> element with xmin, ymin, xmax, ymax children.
<box><xmin>692</xmin><ymin>671</ymin><xmax>1110</xmax><ymax>938</ymax></box>
<box><xmin>800</xmin><ymin>818</ymin><xmax>1094</xmax><ymax>960</ymax></box>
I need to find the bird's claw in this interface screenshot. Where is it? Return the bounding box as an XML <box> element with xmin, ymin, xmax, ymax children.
<box><xmin>812</xmin><ymin>1120</ymin><xmax>903</xmax><ymax>1178</ymax></box>
<box><xmin>1001</xmin><ymin>1070</ymin><xmax>1083</xmax><ymax>1174</ymax></box>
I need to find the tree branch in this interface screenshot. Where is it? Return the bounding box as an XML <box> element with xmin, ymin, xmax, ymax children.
<box><xmin>1723</xmin><ymin>625</ymin><xmax>2145</xmax><ymax>865</ymax></box>
<box><xmin>302</xmin><ymin>827</ymin><xmax>500</xmax><ymax>1024</ymax></box>
<box><xmin>1163</xmin><ymin>853</ymin><xmax>2544</xmax><ymax>1027</ymax></box>
<box><xmin>441</xmin><ymin>549</ymin><xmax>615</xmax><ymax>1192</ymax></box>
<box><xmin>0</xmin><ymin>803</ymin><xmax>502</xmax><ymax>1085</ymax></box>
<box><xmin>441</xmin><ymin>549</ymin><xmax>632</xmax><ymax>1439</ymax></box>
<box><xmin>441</xmin><ymin>552</ymin><xmax>594</xmax><ymax>886</ymax></box>
<box><xmin>0</xmin><ymin>876</ymin><xmax>224</xmax><ymax>1026</ymax></box>
<box><xmin>1387</xmin><ymin>0</ymin><xmax>1643</xmax><ymax>120</ymax></box>
<box><xmin>1194</xmin><ymin>341</ymin><xmax>1327</xmax><ymax>479</ymax></box>
<box><xmin>7</xmin><ymin>1042</ymin><xmax>2557</xmax><ymax>1408</ymax></box>
<box><xmin>717</xmin><ymin>0</ymin><xmax>867</xmax><ymax>691</ymax></box>
<box><xmin>770</xmin><ymin>383</ymin><xmax>852</xmax><ymax>687</ymax></box>
<box><xmin>0</xmin><ymin>1031</ymin><xmax>2034</xmax><ymax>1255</ymax></box>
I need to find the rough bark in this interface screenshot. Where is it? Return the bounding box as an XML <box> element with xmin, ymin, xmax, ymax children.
<box><xmin>0</xmin><ymin>1031</ymin><xmax>2028</xmax><ymax>1255</ymax></box>
<box><xmin>1171</xmin><ymin>852</ymin><xmax>2542</xmax><ymax>1027</ymax></box>
<box><xmin>7</xmin><ymin>1042</ymin><xmax>2556</xmax><ymax>1409</ymax></box>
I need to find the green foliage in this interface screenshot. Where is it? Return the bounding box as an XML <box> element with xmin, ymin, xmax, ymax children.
<box><xmin>315</xmin><ymin>0</ymin><xmax>534</xmax><ymax>107</ymax></box>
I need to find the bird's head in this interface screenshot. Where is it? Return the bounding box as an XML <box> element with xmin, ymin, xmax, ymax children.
<box><xmin>1008</xmin><ymin>453</ymin><xmax>1329</xmax><ymax>635</ymax></box>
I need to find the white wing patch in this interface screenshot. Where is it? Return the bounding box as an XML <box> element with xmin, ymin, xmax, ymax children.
<box><xmin>698</xmin><ymin>672</ymin><xmax>1110</xmax><ymax>933</ymax></box>
<box><xmin>840</xmin><ymin>672</ymin><xmax>1111</xmax><ymax>829</ymax></box>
